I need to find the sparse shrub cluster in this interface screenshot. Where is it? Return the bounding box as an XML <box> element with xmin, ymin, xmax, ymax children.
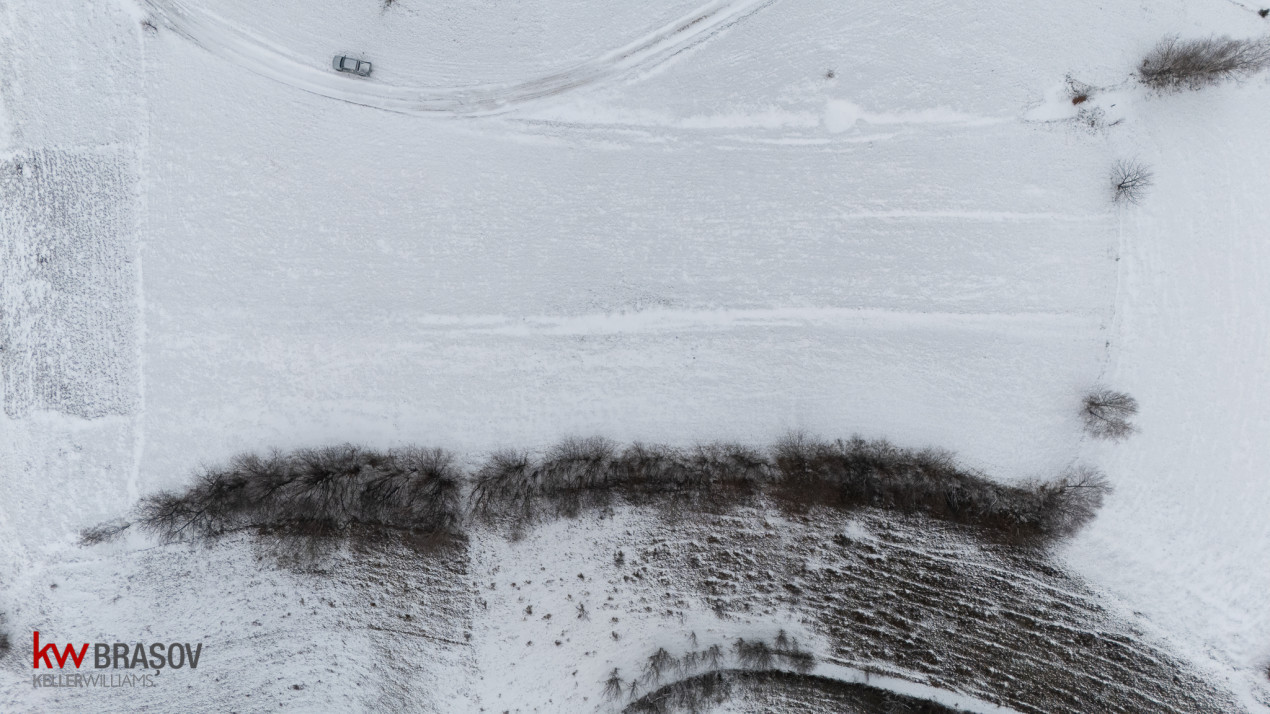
<box><xmin>624</xmin><ymin>645</ymin><xmax>966</xmax><ymax>714</ymax></box>
<box><xmin>616</xmin><ymin>633</ymin><xmax>815</xmax><ymax>711</ymax></box>
<box><xmin>1083</xmin><ymin>388</ymin><xmax>1139</xmax><ymax>441</ymax></box>
<box><xmin>627</xmin><ymin>671</ymin><xmax>970</xmax><ymax>713</ymax></box>
<box><xmin>136</xmin><ymin>445</ymin><xmax>462</xmax><ymax>543</ymax></box>
<box><xmin>128</xmin><ymin>434</ymin><xmax>1109</xmax><ymax>548</ymax></box>
<box><xmin>771</xmin><ymin>434</ymin><xmax>1109</xmax><ymax>541</ymax></box>
<box><xmin>1138</xmin><ymin>35</ymin><xmax>1270</xmax><ymax>91</ymax></box>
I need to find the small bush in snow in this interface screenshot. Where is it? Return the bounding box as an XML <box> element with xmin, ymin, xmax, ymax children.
<box><xmin>643</xmin><ymin>648</ymin><xmax>679</xmax><ymax>683</ymax></box>
<box><xmin>1083</xmin><ymin>388</ymin><xmax>1139</xmax><ymax>441</ymax></box>
<box><xmin>1139</xmin><ymin>35</ymin><xmax>1270</xmax><ymax>91</ymax></box>
<box><xmin>79</xmin><ymin>518</ymin><xmax>131</xmax><ymax>545</ymax></box>
<box><xmin>1112</xmin><ymin>160</ymin><xmax>1154</xmax><ymax>204</ymax></box>
<box><xmin>603</xmin><ymin>668</ymin><xmax>623</xmax><ymax>699</ymax></box>
<box><xmin>0</xmin><ymin>615</ymin><xmax>9</xmax><ymax>658</ymax></box>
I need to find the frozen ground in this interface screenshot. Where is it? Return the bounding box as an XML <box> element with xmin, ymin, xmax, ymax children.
<box><xmin>2</xmin><ymin>0</ymin><xmax>1268</xmax><ymax>710</ymax></box>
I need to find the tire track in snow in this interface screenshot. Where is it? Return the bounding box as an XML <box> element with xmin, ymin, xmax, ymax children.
<box><xmin>220</xmin><ymin>307</ymin><xmax>1095</xmax><ymax>339</ymax></box>
<box><xmin>143</xmin><ymin>0</ymin><xmax>773</xmax><ymax>117</ymax></box>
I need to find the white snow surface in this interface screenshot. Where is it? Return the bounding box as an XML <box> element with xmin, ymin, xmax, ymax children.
<box><xmin>2</xmin><ymin>0</ymin><xmax>1269</xmax><ymax>710</ymax></box>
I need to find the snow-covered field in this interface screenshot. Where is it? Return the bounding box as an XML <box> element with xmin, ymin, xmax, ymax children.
<box><xmin>2</xmin><ymin>0</ymin><xmax>1268</xmax><ymax>710</ymax></box>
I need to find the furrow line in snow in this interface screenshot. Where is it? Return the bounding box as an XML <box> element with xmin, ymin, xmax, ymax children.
<box><xmin>176</xmin><ymin>307</ymin><xmax>1096</xmax><ymax>339</ymax></box>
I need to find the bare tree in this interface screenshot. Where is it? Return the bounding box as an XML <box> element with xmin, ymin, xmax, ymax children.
<box><xmin>1031</xmin><ymin>466</ymin><xmax>1113</xmax><ymax>538</ymax></box>
<box><xmin>1112</xmin><ymin>160</ymin><xmax>1154</xmax><ymax>204</ymax></box>
<box><xmin>1083</xmin><ymin>388</ymin><xmax>1140</xmax><ymax>440</ymax></box>
<box><xmin>1139</xmin><ymin>35</ymin><xmax>1270</xmax><ymax>91</ymax></box>
<box><xmin>734</xmin><ymin>639</ymin><xmax>774</xmax><ymax>669</ymax></box>
<box><xmin>602</xmin><ymin>668</ymin><xmax>623</xmax><ymax>699</ymax></box>
<box><xmin>643</xmin><ymin>648</ymin><xmax>679</xmax><ymax>683</ymax></box>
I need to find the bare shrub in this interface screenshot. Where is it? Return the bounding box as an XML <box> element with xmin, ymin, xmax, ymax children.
<box><xmin>136</xmin><ymin>444</ymin><xmax>462</xmax><ymax>545</ymax></box>
<box><xmin>1083</xmin><ymin>388</ymin><xmax>1139</xmax><ymax>440</ymax></box>
<box><xmin>772</xmin><ymin>630</ymin><xmax>816</xmax><ymax>673</ymax></box>
<box><xmin>79</xmin><ymin>518</ymin><xmax>131</xmax><ymax>545</ymax></box>
<box><xmin>1112</xmin><ymin>160</ymin><xmax>1153</xmax><ymax>204</ymax></box>
<box><xmin>603</xmin><ymin>668</ymin><xmax>624</xmax><ymax>699</ymax></box>
<box><xmin>0</xmin><ymin>613</ymin><xmax>9</xmax><ymax>658</ymax></box>
<box><xmin>1022</xmin><ymin>466</ymin><xmax>1112</xmax><ymax>539</ymax></box>
<box><xmin>703</xmin><ymin>643</ymin><xmax>724</xmax><ymax>669</ymax></box>
<box><xmin>644</xmin><ymin>648</ymin><xmax>679</xmax><ymax>683</ymax></box>
<box><xmin>1139</xmin><ymin>35</ymin><xmax>1270</xmax><ymax>91</ymax></box>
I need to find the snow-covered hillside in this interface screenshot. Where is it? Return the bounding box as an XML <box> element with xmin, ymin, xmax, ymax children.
<box><xmin>2</xmin><ymin>0</ymin><xmax>1268</xmax><ymax>710</ymax></box>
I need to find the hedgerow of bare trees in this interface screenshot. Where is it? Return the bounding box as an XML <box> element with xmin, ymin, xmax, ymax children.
<box><xmin>469</xmin><ymin>437</ymin><xmax>768</xmax><ymax>527</ymax></box>
<box><xmin>624</xmin><ymin>634</ymin><xmax>970</xmax><ymax>713</ymax></box>
<box><xmin>621</xmin><ymin>634</ymin><xmax>816</xmax><ymax>712</ymax></box>
<box><xmin>136</xmin><ymin>445</ymin><xmax>462</xmax><ymax>544</ymax></box>
<box><xmin>1139</xmin><ymin>35</ymin><xmax>1270</xmax><ymax>91</ymax></box>
<box><xmin>1112</xmin><ymin>160</ymin><xmax>1154</xmax><ymax>204</ymax></box>
<box><xmin>127</xmin><ymin>434</ymin><xmax>1111</xmax><ymax>549</ymax></box>
<box><xmin>770</xmin><ymin>434</ymin><xmax>1109</xmax><ymax>541</ymax></box>
<box><xmin>1083</xmin><ymin>388</ymin><xmax>1140</xmax><ymax>441</ymax></box>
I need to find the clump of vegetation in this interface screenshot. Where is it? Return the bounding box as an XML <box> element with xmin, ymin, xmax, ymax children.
<box><xmin>128</xmin><ymin>433</ymin><xmax>1110</xmax><ymax>548</ymax></box>
<box><xmin>771</xmin><ymin>434</ymin><xmax>1109</xmax><ymax>542</ymax></box>
<box><xmin>79</xmin><ymin>518</ymin><xmax>130</xmax><ymax>545</ymax></box>
<box><xmin>0</xmin><ymin>612</ymin><xmax>10</xmax><ymax>658</ymax></box>
<box><xmin>469</xmin><ymin>437</ymin><xmax>768</xmax><ymax>526</ymax></box>
<box><xmin>1138</xmin><ymin>35</ymin><xmax>1270</xmax><ymax>91</ymax></box>
<box><xmin>1083</xmin><ymin>388</ymin><xmax>1140</xmax><ymax>441</ymax></box>
<box><xmin>136</xmin><ymin>445</ymin><xmax>462</xmax><ymax>544</ymax></box>
<box><xmin>1112</xmin><ymin>160</ymin><xmax>1154</xmax><ymax>204</ymax></box>
<box><xmin>604</xmin><ymin>668</ymin><xmax>624</xmax><ymax>699</ymax></box>
<box><xmin>627</xmin><ymin>670</ymin><xmax>964</xmax><ymax>713</ymax></box>
<box><xmin>625</xmin><ymin>635</ymin><xmax>817</xmax><ymax>712</ymax></box>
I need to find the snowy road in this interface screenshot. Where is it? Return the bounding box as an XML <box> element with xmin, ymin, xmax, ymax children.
<box><xmin>143</xmin><ymin>0</ymin><xmax>774</xmax><ymax>116</ymax></box>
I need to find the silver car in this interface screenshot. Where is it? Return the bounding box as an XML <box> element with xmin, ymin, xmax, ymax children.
<box><xmin>332</xmin><ymin>55</ymin><xmax>372</xmax><ymax>76</ymax></box>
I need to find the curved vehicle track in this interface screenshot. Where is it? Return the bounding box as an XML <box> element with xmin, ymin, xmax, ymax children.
<box><xmin>143</xmin><ymin>0</ymin><xmax>774</xmax><ymax>117</ymax></box>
